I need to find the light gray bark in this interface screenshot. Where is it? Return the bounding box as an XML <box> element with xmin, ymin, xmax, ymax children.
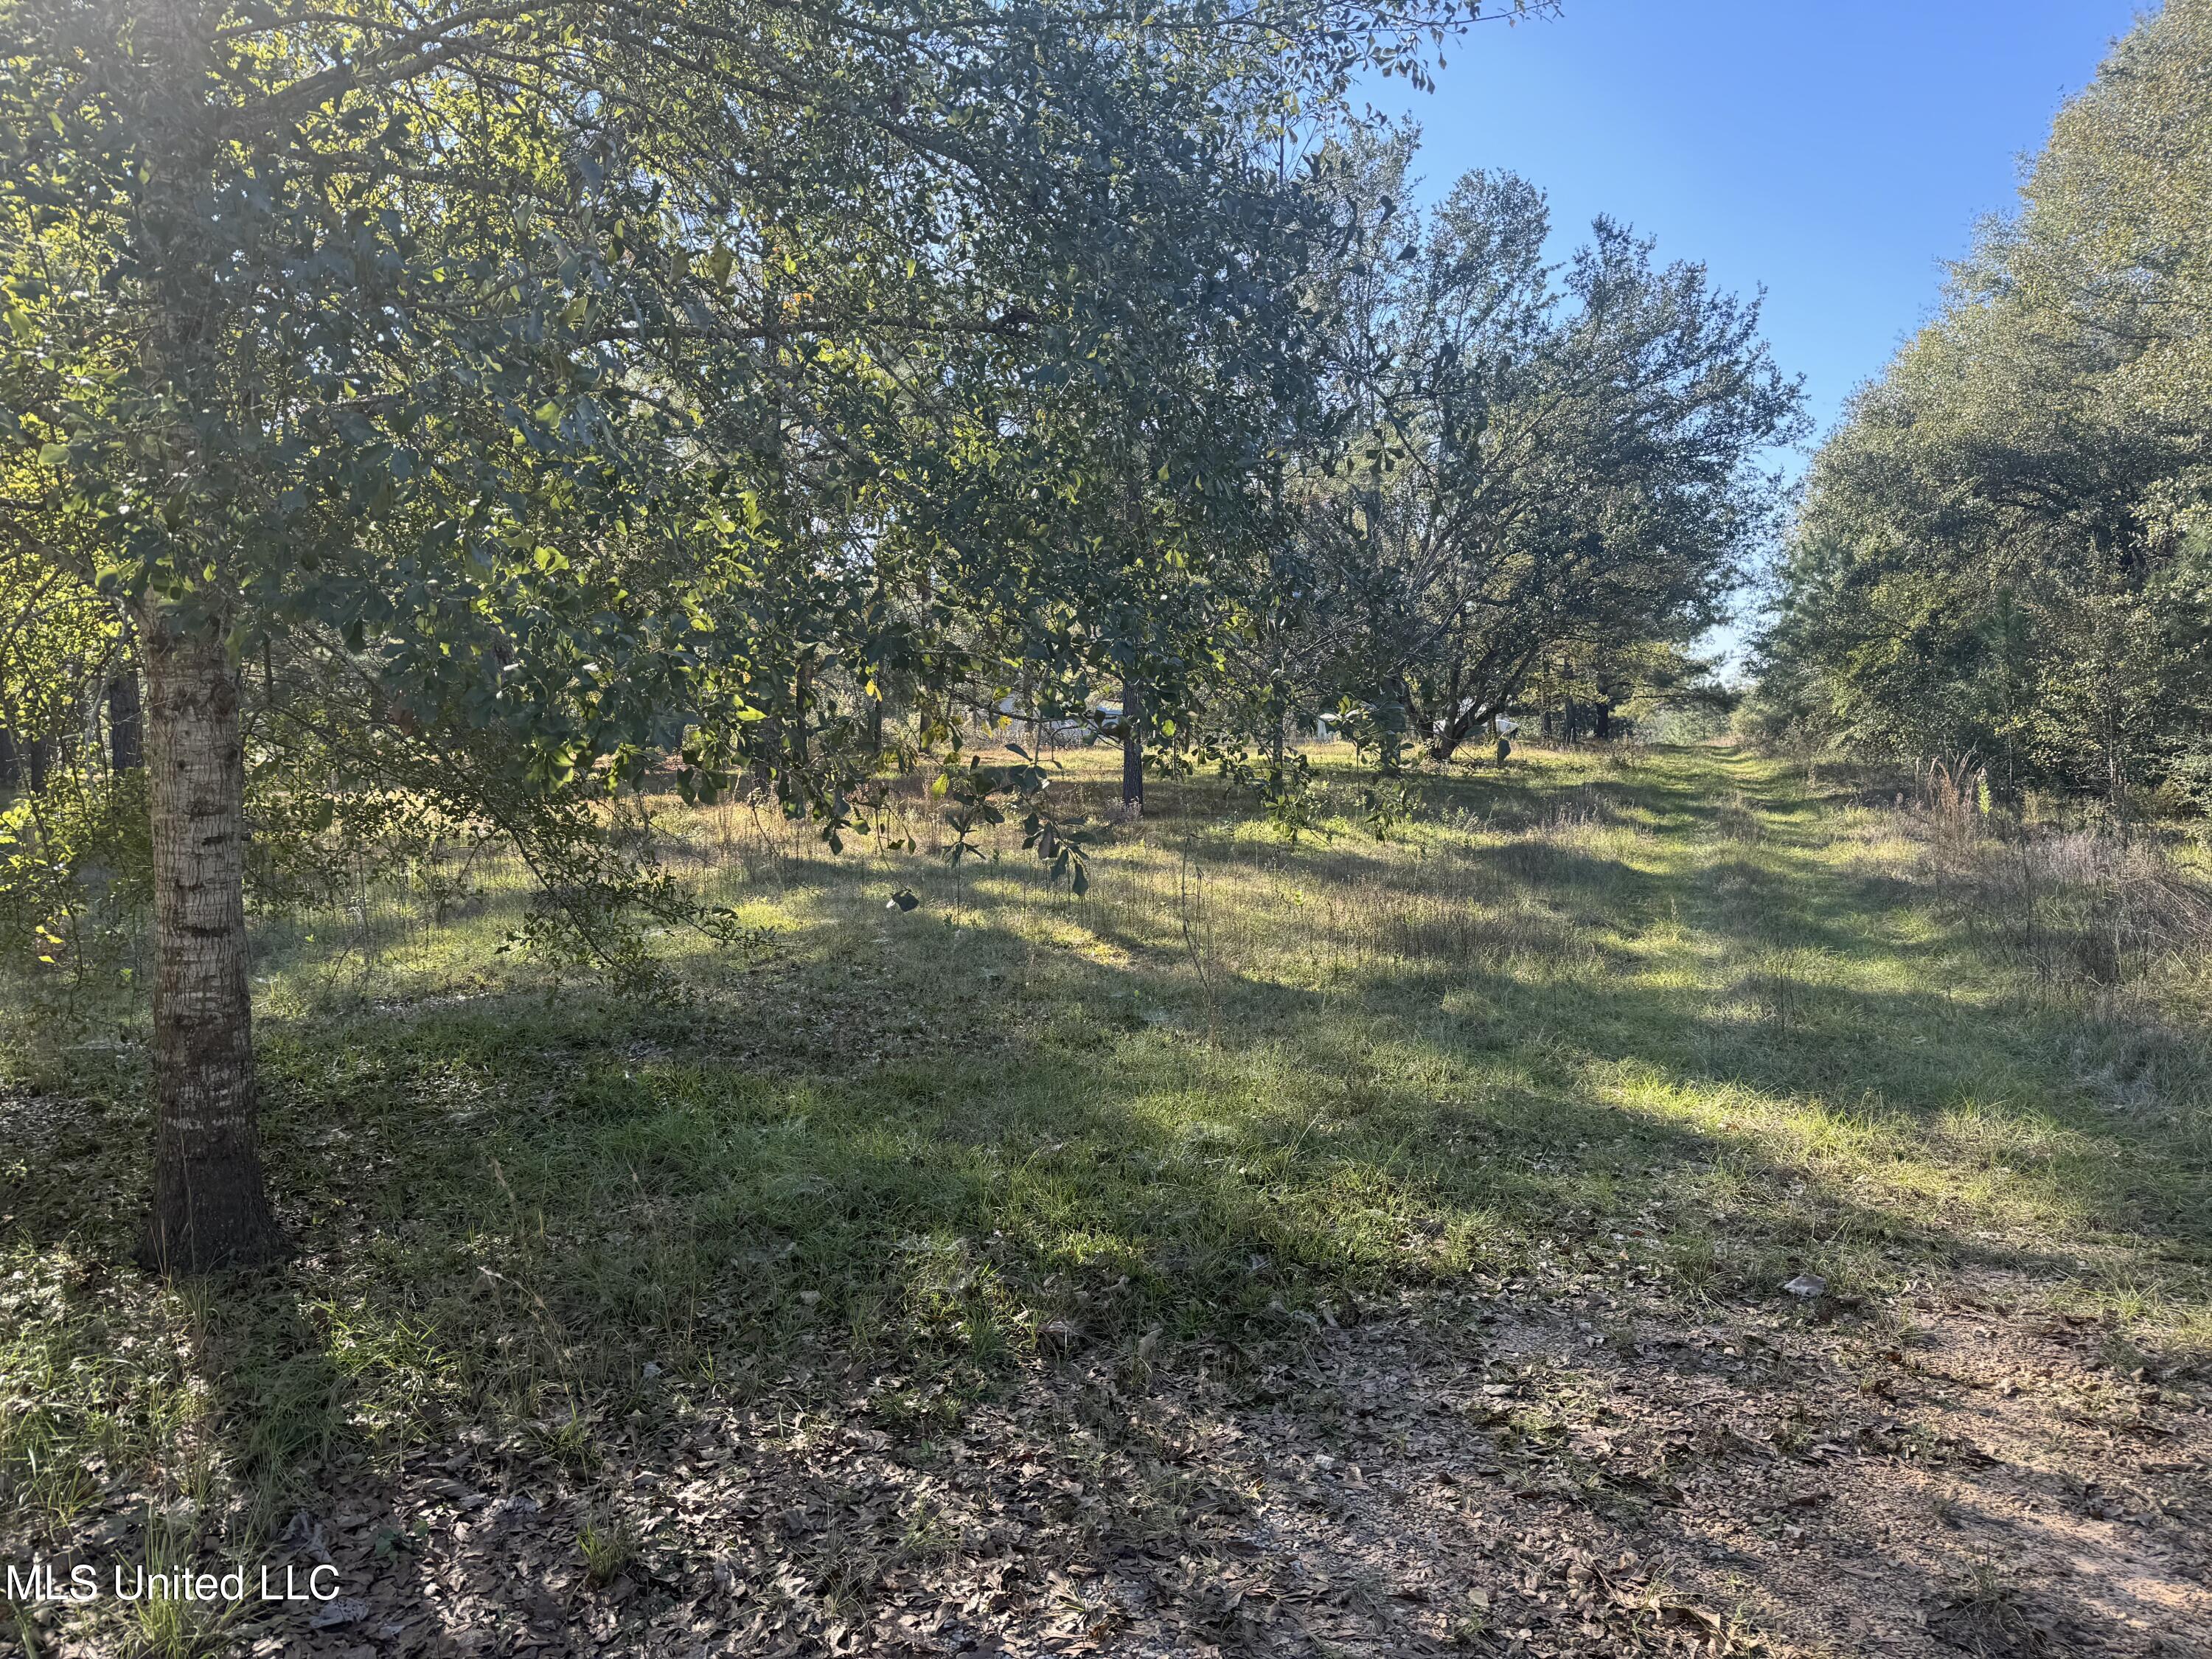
<box><xmin>142</xmin><ymin>609</ymin><xmax>281</xmax><ymax>1270</ymax></box>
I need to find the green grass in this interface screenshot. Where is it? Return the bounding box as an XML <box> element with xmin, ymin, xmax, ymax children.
<box><xmin>3</xmin><ymin>740</ymin><xmax>2208</xmax><ymax>1648</ymax></box>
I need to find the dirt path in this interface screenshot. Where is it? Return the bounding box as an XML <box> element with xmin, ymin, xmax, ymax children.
<box><xmin>169</xmin><ymin>1263</ymin><xmax>2209</xmax><ymax>1658</ymax></box>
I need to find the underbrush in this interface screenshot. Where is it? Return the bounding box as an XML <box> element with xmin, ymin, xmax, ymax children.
<box><xmin>1838</xmin><ymin>758</ymin><xmax>2212</xmax><ymax>1007</ymax></box>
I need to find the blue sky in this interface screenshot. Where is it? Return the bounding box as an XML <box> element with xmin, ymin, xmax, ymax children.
<box><xmin>1357</xmin><ymin>0</ymin><xmax>2147</xmax><ymax>658</ymax></box>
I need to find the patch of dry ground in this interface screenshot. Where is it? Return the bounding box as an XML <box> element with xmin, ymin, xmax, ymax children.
<box><xmin>19</xmin><ymin>1270</ymin><xmax>2195</xmax><ymax>1659</ymax></box>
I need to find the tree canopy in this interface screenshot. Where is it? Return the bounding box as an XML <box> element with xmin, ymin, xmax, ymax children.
<box><xmin>1265</xmin><ymin>138</ymin><xmax>1799</xmax><ymax>763</ymax></box>
<box><xmin>1</xmin><ymin>0</ymin><xmax>1537</xmax><ymax>1266</ymax></box>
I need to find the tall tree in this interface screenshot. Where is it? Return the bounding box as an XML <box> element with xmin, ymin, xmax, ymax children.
<box><xmin>1287</xmin><ymin>156</ymin><xmax>1800</xmax><ymax>759</ymax></box>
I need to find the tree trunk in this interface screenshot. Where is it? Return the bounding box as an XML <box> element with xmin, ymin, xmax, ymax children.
<box><xmin>790</xmin><ymin>656</ymin><xmax>813</xmax><ymax>772</ymax></box>
<box><xmin>109</xmin><ymin>670</ymin><xmax>145</xmax><ymax>772</ymax></box>
<box><xmin>142</xmin><ymin>612</ymin><xmax>282</xmax><ymax>1270</ymax></box>
<box><xmin>1119</xmin><ymin>679</ymin><xmax>1144</xmax><ymax>814</ymax></box>
<box><xmin>1593</xmin><ymin>703</ymin><xmax>1613</xmax><ymax>742</ymax></box>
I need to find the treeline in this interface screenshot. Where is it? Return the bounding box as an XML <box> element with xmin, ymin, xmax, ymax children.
<box><xmin>1751</xmin><ymin>1</ymin><xmax>2212</xmax><ymax>813</ymax></box>
<box><xmin>1</xmin><ymin>0</ymin><xmax>1795</xmax><ymax>1267</ymax></box>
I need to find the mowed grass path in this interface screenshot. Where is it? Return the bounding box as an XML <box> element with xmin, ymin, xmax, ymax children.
<box><xmin>2</xmin><ymin>742</ymin><xmax>2207</xmax><ymax>1652</ymax></box>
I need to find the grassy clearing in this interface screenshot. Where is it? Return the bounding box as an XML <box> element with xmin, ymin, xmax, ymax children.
<box><xmin>2</xmin><ymin>742</ymin><xmax>2208</xmax><ymax>1655</ymax></box>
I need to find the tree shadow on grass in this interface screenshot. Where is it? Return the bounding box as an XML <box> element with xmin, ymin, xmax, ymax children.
<box><xmin>190</xmin><ymin>933</ymin><xmax>2206</xmax><ymax>1654</ymax></box>
<box><xmin>222</xmin><ymin>872</ymin><xmax>2206</xmax><ymax>1423</ymax></box>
